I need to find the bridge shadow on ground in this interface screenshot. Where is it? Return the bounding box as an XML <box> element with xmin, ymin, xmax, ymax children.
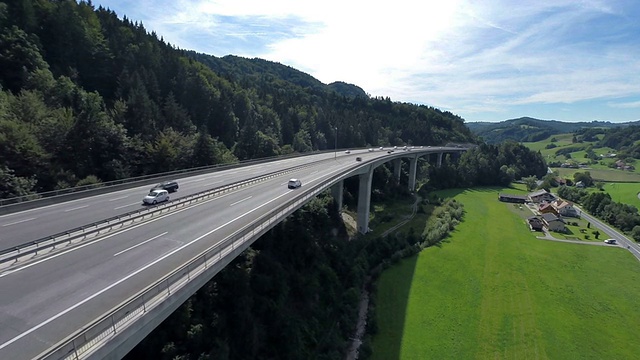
<box><xmin>372</xmin><ymin>253</ymin><xmax>418</xmax><ymax>360</ymax></box>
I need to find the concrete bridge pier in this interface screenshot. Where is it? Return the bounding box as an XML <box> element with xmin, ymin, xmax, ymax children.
<box><xmin>408</xmin><ymin>155</ymin><xmax>418</xmax><ymax>192</ymax></box>
<box><xmin>331</xmin><ymin>180</ymin><xmax>344</xmax><ymax>212</ymax></box>
<box><xmin>437</xmin><ymin>152</ymin><xmax>444</xmax><ymax>167</ymax></box>
<box><xmin>357</xmin><ymin>167</ymin><xmax>374</xmax><ymax>234</ymax></box>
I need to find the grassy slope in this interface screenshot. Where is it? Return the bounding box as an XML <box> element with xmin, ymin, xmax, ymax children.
<box><xmin>604</xmin><ymin>183</ymin><xmax>640</xmax><ymax>209</ymax></box>
<box><xmin>371</xmin><ymin>187</ymin><xmax>640</xmax><ymax>360</ymax></box>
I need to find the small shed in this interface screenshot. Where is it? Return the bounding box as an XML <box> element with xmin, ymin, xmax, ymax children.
<box><xmin>541</xmin><ymin>213</ymin><xmax>566</xmax><ymax>232</ymax></box>
<box><xmin>528</xmin><ymin>216</ymin><xmax>544</xmax><ymax>231</ymax></box>
<box><xmin>499</xmin><ymin>194</ymin><xmax>528</xmax><ymax>204</ymax></box>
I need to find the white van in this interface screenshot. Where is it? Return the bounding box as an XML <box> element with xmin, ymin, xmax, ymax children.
<box><xmin>143</xmin><ymin>189</ymin><xmax>170</xmax><ymax>205</ymax></box>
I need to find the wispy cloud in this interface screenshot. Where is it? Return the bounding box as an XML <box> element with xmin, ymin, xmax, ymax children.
<box><xmin>608</xmin><ymin>100</ymin><xmax>640</xmax><ymax>109</ymax></box>
<box><xmin>96</xmin><ymin>0</ymin><xmax>640</xmax><ymax>122</ymax></box>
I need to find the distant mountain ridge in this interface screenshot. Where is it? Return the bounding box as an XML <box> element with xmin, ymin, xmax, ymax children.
<box><xmin>186</xmin><ymin>53</ymin><xmax>368</xmax><ymax>98</ymax></box>
<box><xmin>466</xmin><ymin>117</ymin><xmax>640</xmax><ymax>143</ymax></box>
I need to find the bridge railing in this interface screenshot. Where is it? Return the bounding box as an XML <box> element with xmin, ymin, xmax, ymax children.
<box><xmin>38</xmin><ymin>170</ymin><xmax>339</xmax><ymax>360</ymax></box>
<box><xmin>36</xmin><ymin>147</ymin><xmax>468</xmax><ymax>359</ymax></box>
<box><xmin>0</xmin><ymin>149</ymin><xmax>345</xmax><ymax>216</ymax></box>
<box><xmin>0</xmin><ymin>159</ymin><xmax>330</xmax><ymax>266</ymax></box>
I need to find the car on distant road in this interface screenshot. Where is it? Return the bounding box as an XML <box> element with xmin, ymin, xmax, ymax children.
<box><xmin>604</xmin><ymin>239</ymin><xmax>617</xmax><ymax>244</ymax></box>
<box><xmin>288</xmin><ymin>179</ymin><xmax>302</xmax><ymax>189</ymax></box>
<box><xmin>143</xmin><ymin>189</ymin><xmax>170</xmax><ymax>205</ymax></box>
<box><xmin>387</xmin><ymin>150</ymin><xmax>393</xmax><ymax>154</ymax></box>
<box><xmin>356</xmin><ymin>157</ymin><xmax>362</xmax><ymax>161</ymax></box>
<box><xmin>344</xmin><ymin>150</ymin><xmax>351</xmax><ymax>154</ymax></box>
<box><xmin>379</xmin><ymin>146</ymin><xmax>384</xmax><ymax>150</ymax></box>
<box><xmin>368</xmin><ymin>148</ymin><xmax>374</xmax><ymax>152</ymax></box>
<box><xmin>151</xmin><ymin>180</ymin><xmax>179</xmax><ymax>193</ymax></box>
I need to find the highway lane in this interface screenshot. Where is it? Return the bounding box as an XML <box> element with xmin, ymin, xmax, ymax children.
<box><xmin>0</xmin><ymin>152</ymin><xmax>374</xmax><ymax>358</ymax></box>
<box><xmin>0</xmin><ymin>151</ymin><xmax>351</xmax><ymax>249</ymax></box>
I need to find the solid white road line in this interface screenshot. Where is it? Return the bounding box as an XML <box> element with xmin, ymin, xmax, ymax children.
<box><xmin>64</xmin><ymin>205</ymin><xmax>89</xmax><ymax>212</ymax></box>
<box><xmin>113</xmin><ymin>232</ymin><xmax>168</xmax><ymax>257</ymax></box>
<box><xmin>108</xmin><ymin>196</ymin><xmax>128</xmax><ymax>202</ymax></box>
<box><xmin>1</xmin><ymin>218</ymin><xmax>36</xmax><ymax>227</ymax></box>
<box><xmin>114</xmin><ymin>202</ymin><xmax>140</xmax><ymax>210</ymax></box>
<box><xmin>0</xmin><ymin>162</ymin><xmax>354</xmax><ymax>351</ymax></box>
<box><xmin>0</xmin><ymin>189</ymin><xmax>294</xmax><ymax>352</ymax></box>
<box><xmin>230</xmin><ymin>196</ymin><xmax>252</xmax><ymax>207</ymax></box>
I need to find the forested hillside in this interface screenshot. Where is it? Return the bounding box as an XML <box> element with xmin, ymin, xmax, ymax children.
<box><xmin>0</xmin><ymin>0</ymin><xmax>475</xmax><ymax>199</ymax></box>
<box><xmin>467</xmin><ymin>117</ymin><xmax>637</xmax><ymax>144</ymax></box>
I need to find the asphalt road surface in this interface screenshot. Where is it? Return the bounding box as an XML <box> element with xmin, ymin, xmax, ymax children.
<box><xmin>1</xmin><ymin>147</ymin><xmax>445</xmax><ymax>359</ymax></box>
<box><xmin>0</xmin><ymin>152</ymin><xmax>341</xmax><ymax>249</ymax></box>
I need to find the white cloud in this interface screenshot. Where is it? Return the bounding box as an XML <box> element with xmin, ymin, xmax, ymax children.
<box><xmin>608</xmin><ymin>100</ymin><xmax>640</xmax><ymax>109</ymax></box>
<box><xmin>96</xmin><ymin>0</ymin><xmax>640</xmax><ymax>122</ymax></box>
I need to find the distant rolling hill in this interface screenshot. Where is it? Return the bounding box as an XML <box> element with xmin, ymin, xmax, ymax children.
<box><xmin>467</xmin><ymin>117</ymin><xmax>639</xmax><ymax>144</ymax></box>
<box><xmin>186</xmin><ymin>53</ymin><xmax>368</xmax><ymax>98</ymax></box>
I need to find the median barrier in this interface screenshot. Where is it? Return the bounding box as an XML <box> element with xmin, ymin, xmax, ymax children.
<box><xmin>0</xmin><ymin>149</ymin><xmax>342</xmax><ymax>216</ymax></box>
<box><xmin>0</xmin><ymin>159</ymin><xmax>333</xmax><ymax>267</ymax></box>
<box><xmin>36</xmin><ymin>163</ymin><xmax>348</xmax><ymax>360</ymax></box>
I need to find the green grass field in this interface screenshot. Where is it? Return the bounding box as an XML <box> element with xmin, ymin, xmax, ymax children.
<box><xmin>522</xmin><ymin>133</ymin><xmax>640</xmax><ymax>178</ymax></box>
<box><xmin>371</xmin><ymin>187</ymin><xmax>640</xmax><ymax>359</ymax></box>
<box><xmin>604</xmin><ymin>183</ymin><xmax>640</xmax><ymax>209</ymax></box>
<box><xmin>552</xmin><ymin>167</ymin><xmax>640</xmax><ymax>183</ymax></box>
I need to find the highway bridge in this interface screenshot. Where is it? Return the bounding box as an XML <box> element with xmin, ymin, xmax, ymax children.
<box><xmin>0</xmin><ymin>146</ymin><xmax>465</xmax><ymax>359</ymax></box>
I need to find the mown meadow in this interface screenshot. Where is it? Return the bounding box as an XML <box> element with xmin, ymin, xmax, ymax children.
<box><xmin>371</xmin><ymin>187</ymin><xmax>640</xmax><ymax>359</ymax></box>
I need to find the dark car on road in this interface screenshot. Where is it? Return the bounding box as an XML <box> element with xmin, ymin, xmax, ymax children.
<box><xmin>151</xmin><ymin>180</ymin><xmax>179</xmax><ymax>193</ymax></box>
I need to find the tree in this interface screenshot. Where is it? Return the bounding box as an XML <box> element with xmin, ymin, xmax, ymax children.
<box><xmin>522</xmin><ymin>175</ymin><xmax>538</xmax><ymax>192</ymax></box>
<box><xmin>0</xmin><ymin>165</ymin><xmax>37</xmax><ymax>198</ymax></box>
<box><xmin>573</xmin><ymin>171</ymin><xmax>594</xmax><ymax>187</ymax></box>
<box><xmin>191</xmin><ymin>129</ymin><xmax>217</xmax><ymax>167</ymax></box>
<box><xmin>631</xmin><ymin>226</ymin><xmax>640</xmax><ymax>242</ymax></box>
<box><xmin>0</xmin><ymin>23</ymin><xmax>49</xmax><ymax>92</ymax></box>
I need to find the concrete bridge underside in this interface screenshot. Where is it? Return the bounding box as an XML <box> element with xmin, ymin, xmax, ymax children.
<box><xmin>334</xmin><ymin>150</ymin><xmax>454</xmax><ymax>234</ymax></box>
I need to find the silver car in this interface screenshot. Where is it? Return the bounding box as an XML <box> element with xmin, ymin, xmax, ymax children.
<box><xmin>288</xmin><ymin>179</ymin><xmax>302</xmax><ymax>189</ymax></box>
<box><xmin>143</xmin><ymin>189</ymin><xmax>170</xmax><ymax>205</ymax></box>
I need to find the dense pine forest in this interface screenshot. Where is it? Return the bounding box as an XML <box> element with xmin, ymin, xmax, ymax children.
<box><xmin>0</xmin><ymin>1</ymin><xmax>550</xmax><ymax>359</ymax></box>
<box><xmin>0</xmin><ymin>0</ymin><xmax>476</xmax><ymax>199</ymax></box>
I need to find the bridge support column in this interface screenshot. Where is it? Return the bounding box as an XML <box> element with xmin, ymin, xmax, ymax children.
<box><xmin>393</xmin><ymin>158</ymin><xmax>402</xmax><ymax>183</ymax></box>
<box><xmin>437</xmin><ymin>152</ymin><xmax>444</xmax><ymax>167</ymax></box>
<box><xmin>331</xmin><ymin>180</ymin><xmax>344</xmax><ymax>212</ymax></box>
<box><xmin>357</xmin><ymin>168</ymin><xmax>374</xmax><ymax>234</ymax></box>
<box><xmin>408</xmin><ymin>156</ymin><xmax>418</xmax><ymax>192</ymax></box>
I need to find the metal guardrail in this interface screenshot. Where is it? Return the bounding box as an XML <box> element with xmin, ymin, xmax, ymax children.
<box><xmin>0</xmin><ymin>149</ymin><xmax>339</xmax><ymax>208</ymax></box>
<box><xmin>0</xmin><ymin>161</ymin><xmax>323</xmax><ymax>266</ymax></box>
<box><xmin>38</xmin><ymin>169</ymin><xmax>340</xmax><ymax>360</ymax></box>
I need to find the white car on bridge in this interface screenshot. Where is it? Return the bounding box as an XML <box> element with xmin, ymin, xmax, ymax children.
<box><xmin>142</xmin><ymin>189</ymin><xmax>170</xmax><ymax>205</ymax></box>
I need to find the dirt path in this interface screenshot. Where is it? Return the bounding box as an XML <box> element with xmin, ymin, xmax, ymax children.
<box><xmin>345</xmin><ymin>290</ymin><xmax>369</xmax><ymax>360</ymax></box>
<box><xmin>380</xmin><ymin>195</ymin><xmax>421</xmax><ymax>238</ymax></box>
<box><xmin>345</xmin><ymin>195</ymin><xmax>421</xmax><ymax>360</ymax></box>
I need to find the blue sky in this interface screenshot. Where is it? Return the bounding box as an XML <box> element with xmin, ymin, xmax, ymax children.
<box><xmin>94</xmin><ymin>0</ymin><xmax>640</xmax><ymax>123</ymax></box>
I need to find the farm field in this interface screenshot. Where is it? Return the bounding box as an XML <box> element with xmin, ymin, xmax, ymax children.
<box><xmin>522</xmin><ymin>133</ymin><xmax>639</xmax><ymax>178</ymax></box>
<box><xmin>604</xmin><ymin>182</ymin><xmax>640</xmax><ymax>209</ymax></box>
<box><xmin>371</xmin><ymin>187</ymin><xmax>640</xmax><ymax>360</ymax></box>
<box><xmin>552</xmin><ymin>167</ymin><xmax>640</xmax><ymax>182</ymax></box>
